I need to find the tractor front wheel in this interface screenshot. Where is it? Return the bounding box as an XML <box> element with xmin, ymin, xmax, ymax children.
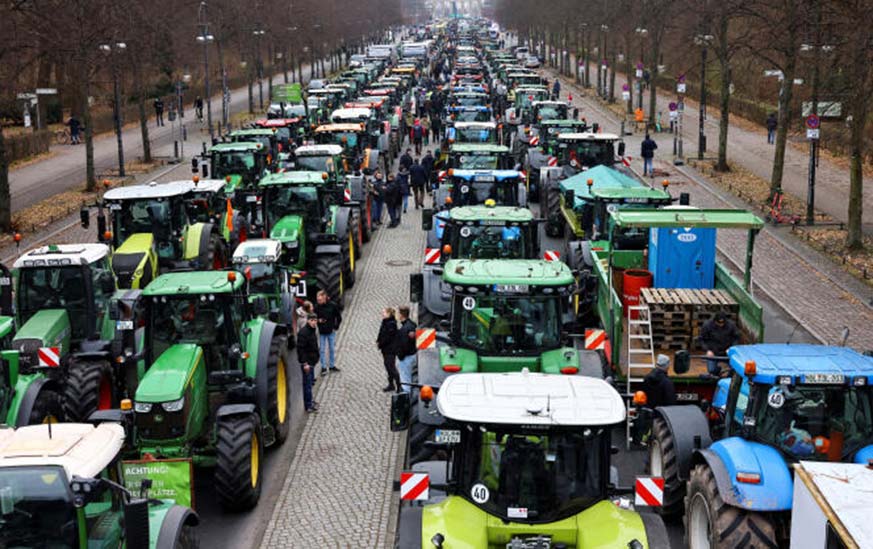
<box><xmin>215</xmin><ymin>414</ymin><xmax>263</xmax><ymax>511</ymax></box>
<box><xmin>206</xmin><ymin>232</ymin><xmax>229</xmax><ymax>270</ymax></box>
<box><xmin>685</xmin><ymin>463</ymin><xmax>779</xmax><ymax>549</ymax></box>
<box><xmin>266</xmin><ymin>335</ymin><xmax>291</xmax><ymax>445</ymax></box>
<box><xmin>27</xmin><ymin>388</ymin><xmax>63</xmax><ymax>425</ymax></box>
<box><xmin>315</xmin><ymin>253</ymin><xmax>345</xmax><ymax>309</ymax></box>
<box><xmin>63</xmin><ymin>360</ymin><xmax>114</xmax><ymax>422</ymax></box>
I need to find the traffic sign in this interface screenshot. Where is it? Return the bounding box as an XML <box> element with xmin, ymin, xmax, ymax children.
<box><xmin>35</xmin><ymin>88</ymin><xmax>57</xmax><ymax>95</ymax></box>
<box><xmin>668</xmin><ymin>102</ymin><xmax>678</xmax><ymax>112</ymax></box>
<box><xmin>677</xmin><ymin>83</ymin><xmax>686</xmax><ymax>94</ymax></box>
<box><xmin>805</xmin><ymin>114</ymin><xmax>820</xmax><ymax>130</ymax></box>
<box><xmin>806</xmin><ymin>128</ymin><xmax>820</xmax><ymax>140</ymax></box>
<box><xmin>16</xmin><ymin>93</ymin><xmax>36</xmax><ymax>100</ymax></box>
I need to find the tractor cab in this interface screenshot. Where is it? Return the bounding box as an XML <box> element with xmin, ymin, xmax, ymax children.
<box><xmin>233</xmin><ymin>238</ymin><xmax>300</xmax><ymax>325</ymax></box>
<box><xmin>446</xmin><ymin>121</ymin><xmax>497</xmax><ymax>144</ymax></box>
<box><xmin>528</xmin><ymin>100</ymin><xmax>570</xmax><ymax>124</ymax></box>
<box><xmin>253</xmin><ymin>118</ymin><xmax>304</xmax><ymax>152</ymax></box>
<box><xmin>390</xmin><ymin>371</ymin><xmax>666</xmax><ymax>547</ymax></box>
<box><xmin>228</xmin><ymin>128</ymin><xmax>279</xmax><ymax>162</ymax></box>
<box><xmin>449</xmin><ymin>91</ymin><xmax>490</xmax><ymax>108</ymax></box>
<box><xmin>286</xmin><ymin>144</ymin><xmax>344</xmax><ymax>182</ymax></box>
<box><xmin>0</xmin><ymin>423</ymin><xmax>199</xmax><ymax>547</ymax></box>
<box><xmin>259</xmin><ymin>171</ymin><xmax>329</xmax><ymax>267</ymax></box>
<box><xmin>314</xmin><ymin>123</ymin><xmax>371</xmax><ymax>163</ymax></box>
<box><xmin>531</xmin><ymin>119</ymin><xmax>590</xmax><ymax>148</ymax></box>
<box><xmin>551</xmin><ymin>132</ymin><xmax>623</xmax><ymax>171</ymax></box>
<box><xmin>506</xmin><ymin>86</ymin><xmax>550</xmax><ymax>123</ymax></box>
<box><xmin>186</xmin><ymin>177</ymin><xmax>255</xmax><ymax>247</ymax></box>
<box><xmin>437</xmin><ymin>169</ymin><xmax>527</xmax><ymax>211</ymax></box>
<box><xmin>445</xmin><ymin>105</ymin><xmax>492</xmax><ymax>123</ymax></box>
<box><xmin>446</xmin><ymin>143</ymin><xmax>512</xmax><ymax>171</ymax></box>
<box><xmin>208</xmin><ymin>141</ymin><xmax>269</xmax><ymax>191</ymax></box>
<box><xmin>329</xmin><ymin>107</ymin><xmax>381</xmax><ymax>150</ymax></box>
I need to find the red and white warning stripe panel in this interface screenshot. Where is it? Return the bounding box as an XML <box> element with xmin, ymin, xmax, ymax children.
<box><xmin>437</xmin><ymin>170</ymin><xmax>447</xmax><ymax>182</ymax></box>
<box><xmin>584</xmin><ymin>329</ymin><xmax>606</xmax><ymax>350</ymax></box>
<box><xmin>529</xmin><ymin>135</ymin><xmax>539</xmax><ymax>146</ymax></box>
<box><xmin>38</xmin><ymin>347</ymin><xmax>60</xmax><ymax>367</ymax></box>
<box><xmin>400</xmin><ymin>472</ymin><xmax>429</xmax><ymax>500</ymax></box>
<box><xmin>543</xmin><ymin>250</ymin><xmax>561</xmax><ymax>262</ymax></box>
<box><xmin>547</xmin><ymin>156</ymin><xmax>558</xmax><ymax>167</ymax></box>
<box><xmin>634</xmin><ymin>476</ymin><xmax>664</xmax><ymax>507</ymax></box>
<box><xmin>416</xmin><ymin>328</ymin><xmax>436</xmax><ymax>350</ymax></box>
<box><xmin>424</xmin><ymin>248</ymin><xmax>441</xmax><ymax>265</ymax></box>
<box><xmin>621</xmin><ymin>156</ymin><xmax>632</xmax><ymax>167</ymax></box>
<box><xmin>343</xmin><ymin>188</ymin><xmax>352</xmax><ymax>202</ymax></box>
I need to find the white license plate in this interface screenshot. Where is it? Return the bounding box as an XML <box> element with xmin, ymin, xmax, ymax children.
<box><xmin>295</xmin><ymin>280</ymin><xmax>308</xmax><ymax>297</ymax></box>
<box><xmin>246</xmin><ymin>195</ymin><xmax>259</xmax><ymax>203</ymax></box>
<box><xmin>0</xmin><ymin>277</ymin><xmax>10</xmax><ymax>286</ymax></box>
<box><xmin>116</xmin><ymin>320</ymin><xmax>134</xmax><ymax>331</ymax></box>
<box><xmin>676</xmin><ymin>392</ymin><xmax>698</xmax><ymax>401</ymax></box>
<box><xmin>434</xmin><ymin>429</ymin><xmax>460</xmax><ymax>444</ymax></box>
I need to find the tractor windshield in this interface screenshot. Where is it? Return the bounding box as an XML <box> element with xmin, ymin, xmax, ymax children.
<box><xmin>453</xmin><ymin>127</ymin><xmax>495</xmax><ymax>143</ymax></box>
<box><xmin>319</xmin><ymin>131</ymin><xmax>360</xmax><ymax>148</ymax></box>
<box><xmin>535</xmin><ymin>105</ymin><xmax>567</xmax><ymax>121</ymax></box>
<box><xmin>239</xmin><ymin>262</ymin><xmax>279</xmax><ymax>295</ymax></box>
<box><xmin>753</xmin><ymin>385</ymin><xmax>873</xmax><ymax>461</ymax></box>
<box><xmin>211</xmin><ymin>151</ymin><xmax>260</xmax><ymax>181</ymax></box>
<box><xmin>451</xmin><ymin>110</ymin><xmax>491</xmax><ymax>122</ymax></box>
<box><xmin>17</xmin><ymin>265</ymin><xmax>97</xmax><ymax>341</ymax></box>
<box><xmin>147</xmin><ymin>295</ymin><xmax>236</xmax><ymax>360</ymax></box>
<box><xmin>451</xmin><ymin>224</ymin><xmax>529</xmax><ymax>259</ymax></box>
<box><xmin>295</xmin><ymin>155</ymin><xmax>337</xmax><ymax>173</ymax></box>
<box><xmin>453</xmin><ymin>155</ymin><xmax>499</xmax><ymax>170</ymax></box>
<box><xmin>453</xmin><ymin>95</ymin><xmax>488</xmax><ymax>107</ymax></box>
<box><xmin>452</xmin><ymin>293</ymin><xmax>562</xmax><ymax>354</ymax></box>
<box><xmin>559</xmin><ymin>141</ymin><xmax>615</xmax><ymax>168</ymax></box>
<box><xmin>112</xmin><ymin>198</ymin><xmax>187</xmax><ymax>243</ymax></box>
<box><xmin>450</xmin><ymin>179</ymin><xmax>518</xmax><ymax>207</ymax></box>
<box><xmin>459</xmin><ymin>426</ymin><xmax>606</xmax><ymax>523</ymax></box>
<box><xmin>263</xmin><ymin>186</ymin><xmax>319</xmax><ymax>228</ymax></box>
<box><xmin>0</xmin><ymin>465</ymin><xmax>77</xmax><ymax>548</ymax></box>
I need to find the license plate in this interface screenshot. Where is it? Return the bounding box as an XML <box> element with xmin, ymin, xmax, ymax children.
<box><xmin>294</xmin><ymin>280</ymin><xmax>307</xmax><ymax>297</ymax></box>
<box><xmin>116</xmin><ymin>320</ymin><xmax>134</xmax><ymax>331</ymax></box>
<box><xmin>0</xmin><ymin>277</ymin><xmax>10</xmax><ymax>286</ymax></box>
<box><xmin>474</xmin><ymin>175</ymin><xmax>495</xmax><ymax>182</ymax></box>
<box><xmin>805</xmin><ymin>373</ymin><xmax>845</xmax><ymax>384</ymax></box>
<box><xmin>108</xmin><ymin>203</ymin><xmax>122</xmax><ymax>211</ymax></box>
<box><xmin>246</xmin><ymin>195</ymin><xmax>258</xmax><ymax>203</ymax></box>
<box><xmin>494</xmin><ymin>284</ymin><xmax>528</xmax><ymax>293</ymax></box>
<box><xmin>676</xmin><ymin>392</ymin><xmax>698</xmax><ymax>401</ymax></box>
<box><xmin>434</xmin><ymin>429</ymin><xmax>460</xmax><ymax>444</ymax></box>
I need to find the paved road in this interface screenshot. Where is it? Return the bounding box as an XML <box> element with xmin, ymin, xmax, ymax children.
<box><xmin>8</xmin><ymin>64</ymin><xmax>319</xmax><ymax>212</ymax></box>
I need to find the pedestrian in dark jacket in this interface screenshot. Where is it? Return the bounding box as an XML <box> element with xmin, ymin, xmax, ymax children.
<box><xmin>395</xmin><ymin>306</ymin><xmax>417</xmax><ymax>393</ymax></box>
<box><xmin>153</xmin><ymin>98</ymin><xmax>164</xmax><ymax>127</ymax></box>
<box><xmin>766</xmin><ymin>113</ymin><xmax>777</xmax><ymax>144</ymax></box>
<box><xmin>297</xmin><ymin>314</ymin><xmax>320</xmax><ymax>412</ymax></box>
<box><xmin>399</xmin><ymin>149</ymin><xmax>414</xmax><ymax>172</ymax></box>
<box><xmin>370</xmin><ymin>170</ymin><xmax>386</xmax><ymax>226</ymax></box>
<box><xmin>642</xmin><ymin>354</ymin><xmax>676</xmax><ymax>409</ymax></box>
<box><xmin>699</xmin><ymin>312</ymin><xmax>740</xmax><ymax>376</ymax></box>
<box><xmin>315</xmin><ymin>290</ymin><xmax>342</xmax><ymax>375</ymax></box>
<box><xmin>552</xmin><ymin>79</ymin><xmax>561</xmax><ymax>100</ymax></box>
<box><xmin>66</xmin><ymin>116</ymin><xmax>82</xmax><ymax>144</ymax></box>
<box><xmin>398</xmin><ymin>170</ymin><xmax>411</xmax><ymax>213</ymax></box>
<box><xmin>410</xmin><ymin>158</ymin><xmax>428</xmax><ymax>209</ymax></box>
<box><xmin>641</xmin><ymin>134</ymin><xmax>658</xmax><ymax>176</ymax></box>
<box><xmin>385</xmin><ymin>173</ymin><xmax>402</xmax><ymax>228</ymax></box>
<box><xmin>422</xmin><ymin>150</ymin><xmax>435</xmax><ymax>188</ymax></box>
<box><xmin>377</xmin><ymin>307</ymin><xmax>401</xmax><ymax>392</ymax></box>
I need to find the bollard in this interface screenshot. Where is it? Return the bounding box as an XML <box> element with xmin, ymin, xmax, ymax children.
<box><xmin>174</xmin><ymin>141</ymin><xmax>179</xmax><ymax>160</ymax></box>
<box><xmin>182</xmin><ymin>126</ymin><xmax>187</xmax><ymax>141</ymax></box>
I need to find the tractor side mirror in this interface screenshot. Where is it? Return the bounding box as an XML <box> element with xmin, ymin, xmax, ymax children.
<box><xmin>191</xmin><ymin>157</ymin><xmax>199</xmax><ymax>174</ymax></box>
<box><xmin>409</xmin><ymin>273</ymin><xmax>424</xmax><ymax>303</ymax></box>
<box><xmin>201</xmin><ymin>163</ymin><xmax>210</xmax><ymax>179</ymax></box>
<box><xmin>100</xmin><ymin>272</ymin><xmax>116</xmax><ymax>294</ymax></box>
<box><xmin>390</xmin><ymin>390</ymin><xmax>411</xmax><ymax>432</ymax></box>
<box><xmin>564</xmin><ymin>189</ymin><xmax>574</xmax><ymax>207</ymax></box>
<box><xmin>617</xmin><ymin>142</ymin><xmax>626</xmax><ymax>157</ymax></box>
<box><xmin>421</xmin><ymin>208</ymin><xmax>434</xmax><ymax>231</ymax></box>
<box><xmin>674</xmin><ymin>350</ymin><xmax>691</xmax><ymax>375</ymax></box>
<box><xmin>251</xmin><ymin>296</ymin><xmax>269</xmax><ymax>317</ymax></box>
<box><xmin>80</xmin><ymin>208</ymin><xmax>90</xmax><ymax>229</ymax></box>
<box><xmin>680</xmin><ymin>192</ymin><xmax>690</xmax><ymax>205</ymax></box>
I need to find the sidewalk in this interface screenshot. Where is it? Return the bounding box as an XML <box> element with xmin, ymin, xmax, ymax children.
<box><xmin>553</xmin><ymin>55</ymin><xmax>872</xmax><ymax>229</ymax></box>
<box><xmin>548</xmin><ymin>67</ymin><xmax>873</xmax><ymax>350</ymax></box>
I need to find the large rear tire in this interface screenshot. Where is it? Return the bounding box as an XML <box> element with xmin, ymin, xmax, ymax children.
<box><xmin>266</xmin><ymin>335</ymin><xmax>291</xmax><ymax>445</ymax></box>
<box><xmin>63</xmin><ymin>360</ymin><xmax>114</xmax><ymax>422</ymax></box>
<box><xmin>27</xmin><ymin>388</ymin><xmax>63</xmax><ymax>425</ymax></box>
<box><xmin>543</xmin><ymin>182</ymin><xmax>564</xmax><ymax>238</ymax></box>
<box><xmin>315</xmin><ymin>253</ymin><xmax>345</xmax><ymax>309</ymax></box>
<box><xmin>205</xmin><ymin>232</ymin><xmax>229</xmax><ymax>270</ymax></box>
<box><xmin>341</xmin><ymin>223</ymin><xmax>356</xmax><ymax>289</ymax></box>
<box><xmin>685</xmin><ymin>463</ymin><xmax>779</xmax><ymax>549</ymax></box>
<box><xmin>648</xmin><ymin>417</ymin><xmax>685</xmax><ymax>521</ymax></box>
<box><xmin>215</xmin><ymin>414</ymin><xmax>263</xmax><ymax>512</ymax></box>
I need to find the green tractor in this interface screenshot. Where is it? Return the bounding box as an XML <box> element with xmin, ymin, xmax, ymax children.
<box><xmin>227</xmin><ymin>128</ymin><xmax>280</xmax><ymax>161</ymax></box>
<box><xmin>259</xmin><ymin>171</ymin><xmax>359</xmax><ymax>308</ymax></box>
<box><xmin>130</xmin><ymin>270</ymin><xmax>292</xmax><ymax>511</ymax></box>
<box><xmin>4</xmin><ymin>244</ymin><xmax>142</xmax><ymax>423</ymax></box>
<box><xmin>390</xmin><ymin>371</ymin><xmax>668</xmax><ymax>548</ymax></box>
<box><xmin>0</xmin><ymin>422</ymin><xmax>199</xmax><ymax>548</ymax></box>
<box><xmin>205</xmin><ymin>141</ymin><xmax>270</xmax><ymax>193</ymax></box>
<box><xmin>232</xmin><ymin>238</ymin><xmax>303</xmax><ymax>326</ymax></box>
<box><xmin>93</xmin><ymin>181</ymin><xmax>229</xmax><ymax>289</ymax></box>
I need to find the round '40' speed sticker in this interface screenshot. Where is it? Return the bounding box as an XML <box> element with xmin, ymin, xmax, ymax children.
<box><xmin>470</xmin><ymin>483</ymin><xmax>490</xmax><ymax>504</ymax></box>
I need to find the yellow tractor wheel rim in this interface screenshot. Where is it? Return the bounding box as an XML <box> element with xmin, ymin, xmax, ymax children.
<box><xmin>349</xmin><ymin>232</ymin><xmax>355</xmax><ymax>272</ymax></box>
<box><xmin>43</xmin><ymin>415</ymin><xmax>58</xmax><ymax>424</ymax></box>
<box><xmin>277</xmin><ymin>358</ymin><xmax>287</xmax><ymax>424</ymax></box>
<box><xmin>251</xmin><ymin>431</ymin><xmax>260</xmax><ymax>488</ymax></box>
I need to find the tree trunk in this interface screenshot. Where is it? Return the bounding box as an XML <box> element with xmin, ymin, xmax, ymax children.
<box><xmin>81</xmin><ymin>61</ymin><xmax>96</xmax><ymax>191</ymax></box>
<box><xmin>135</xmin><ymin>64</ymin><xmax>151</xmax><ymax>163</ymax></box>
<box><xmin>648</xmin><ymin>35</ymin><xmax>660</xmax><ymax>125</ymax></box>
<box><xmin>584</xmin><ymin>30</ymin><xmax>591</xmax><ymax>87</ymax></box>
<box><xmin>715</xmin><ymin>9</ymin><xmax>730</xmax><ymax>172</ymax></box>
<box><xmin>0</xmin><ymin>123</ymin><xmax>10</xmax><ymax>231</ymax></box>
<box><xmin>769</xmin><ymin>51</ymin><xmax>797</xmax><ymax>198</ymax></box>
<box><xmin>845</xmin><ymin>27</ymin><xmax>872</xmax><ymax>250</ymax></box>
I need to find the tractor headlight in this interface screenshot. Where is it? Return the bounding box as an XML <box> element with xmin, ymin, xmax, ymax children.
<box><xmin>285</xmin><ymin>241</ymin><xmax>299</xmax><ymax>249</ymax></box>
<box><xmin>134</xmin><ymin>401</ymin><xmax>152</xmax><ymax>414</ymax></box>
<box><xmin>161</xmin><ymin>397</ymin><xmax>185</xmax><ymax>412</ymax></box>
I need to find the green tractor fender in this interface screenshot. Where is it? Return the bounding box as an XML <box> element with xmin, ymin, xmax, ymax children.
<box><xmin>148</xmin><ymin>501</ymin><xmax>200</xmax><ymax>549</ymax></box>
<box><xmin>243</xmin><ymin>318</ymin><xmax>282</xmax><ymax>425</ymax></box>
<box><xmin>8</xmin><ymin>373</ymin><xmax>58</xmax><ymax>427</ymax></box>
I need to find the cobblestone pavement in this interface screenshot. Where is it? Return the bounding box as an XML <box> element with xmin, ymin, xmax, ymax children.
<box><xmin>547</xmin><ymin>68</ymin><xmax>873</xmax><ymax>349</ymax></box>
<box><xmin>260</xmin><ymin>203</ymin><xmax>424</xmax><ymax>547</ymax></box>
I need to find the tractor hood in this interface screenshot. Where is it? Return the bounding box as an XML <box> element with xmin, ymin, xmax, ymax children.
<box><xmin>135</xmin><ymin>344</ymin><xmax>203</xmax><ymax>403</ymax></box>
<box><xmin>440</xmin><ymin>346</ymin><xmax>578</xmax><ymax>374</ymax></box>
<box><xmin>269</xmin><ymin>214</ymin><xmax>303</xmax><ymax>243</ymax></box>
<box><xmin>113</xmin><ymin>233</ymin><xmax>153</xmax><ymax>288</ymax></box>
<box><xmin>12</xmin><ymin>309</ymin><xmax>70</xmax><ymax>368</ymax></box>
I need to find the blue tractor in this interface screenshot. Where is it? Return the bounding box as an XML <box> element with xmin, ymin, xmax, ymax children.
<box><xmin>648</xmin><ymin>344</ymin><xmax>873</xmax><ymax>548</ymax></box>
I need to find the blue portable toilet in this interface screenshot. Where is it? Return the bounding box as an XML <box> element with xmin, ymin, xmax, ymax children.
<box><xmin>648</xmin><ymin>226</ymin><xmax>716</xmax><ymax>288</ymax></box>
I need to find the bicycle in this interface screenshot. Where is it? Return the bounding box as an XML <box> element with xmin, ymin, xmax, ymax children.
<box><xmin>55</xmin><ymin>127</ymin><xmax>70</xmax><ymax>145</ymax></box>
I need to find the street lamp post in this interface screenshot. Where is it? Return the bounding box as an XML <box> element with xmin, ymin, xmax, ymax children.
<box><xmin>694</xmin><ymin>33</ymin><xmax>714</xmax><ymax>160</ymax></box>
<box><xmin>253</xmin><ymin>28</ymin><xmax>266</xmax><ymax>110</ymax></box>
<box><xmin>197</xmin><ymin>1</ymin><xmax>214</xmax><ymax>141</ymax></box>
<box><xmin>99</xmin><ymin>41</ymin><xmax>127</xmax><ymax>177</ymax></box>
<box><xmin>635</xmin><ymin>28</ymin><xmax>647</xmax><ymax>111</ymax></box>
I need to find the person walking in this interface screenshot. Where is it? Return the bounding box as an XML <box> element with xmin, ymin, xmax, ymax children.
<box><xmin>385</xmin><ymin>172</ymin><xmax>402</xmax><ymax>228</ymax></box>
<box><xmin>421</xmin><ymin>116</ymin><xmax>431</xmax><ymax>147</ymax></box>
<box><xmin>398</xmin><ymin>168</ymin><xmax>411</xmax><ymax>214</ymax></box>
<box><xmin>766</xmin><ymin>113</ymin><xmax>777</xmax><ymax>144</ymax></box>
<box><xmin>410</xmin><ymin>157</ymin><xmax>427</xmax><ymax>209</ymax></box>
<box><xmin>641</xmin><ymin>134</ymin><xmax>658</xmax><ymax>176</ymax></box>
<box><xmin>315</xmin><ymin>290</ymin><xmax>342</xmax><ymax>375</ymax></box>
<box><xmin>66</xmin><ymin>116</ymin><xmax>81</xmax><ymax>145</ymax></box>
<box><xmin>422</xmin><ymin>150</ymin><xmax>435</xmax><ymax>190</ymax></box>
<box><xmin>395</xmin><ymin>306</ymin><xmax>417</xmax><ymax>393</ymax></box>
<box><xmin>370</xmin><ymin>169</ymin><xmax>386</xmax><ymax>227</ymax></box>
<box><xmin>642</xmin><ymin>354</ymin><xmax>677</xmax><ymax>409</ymax></box>
<box><xmin>430</xmin><ymin>115</ymin><xmax>442</xmax><ymax>144</ymax></box>
<box><xmin>699</xmin><ymin>312</ymin><xmax>741</xmax><ymax>376</ymax></box>
<box><xmin>399</xmin><ymin>148</ymin><xmax>414</xmax><ymax>173</ymax></box>
<box><xmin>377</xmin><ymin>307</ymin><xmax>401</xmax><ymax>392</ymax></box>
<box><xmin>194</xmin><ymin>96</ymin><xmax>204</xmax><ymax>122</ymax></box>
<box><xmin>552</xmin><ymin>79</ymin><xmax>561</xmax><ymax>100</ymax></box>
<box><xmin>411</xmin><ymin>120</ymin><xmax>424</xmax><ymax>155</ymax></box>
<box><xmin>153</xmin><ymin>97</ymin><xmax>164</xmax><ymax>127</ymax></box>
<box><xmin>297</xmin><ymin>314</ymin><xmax>320</xmax><ymax>413</ymax></box>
